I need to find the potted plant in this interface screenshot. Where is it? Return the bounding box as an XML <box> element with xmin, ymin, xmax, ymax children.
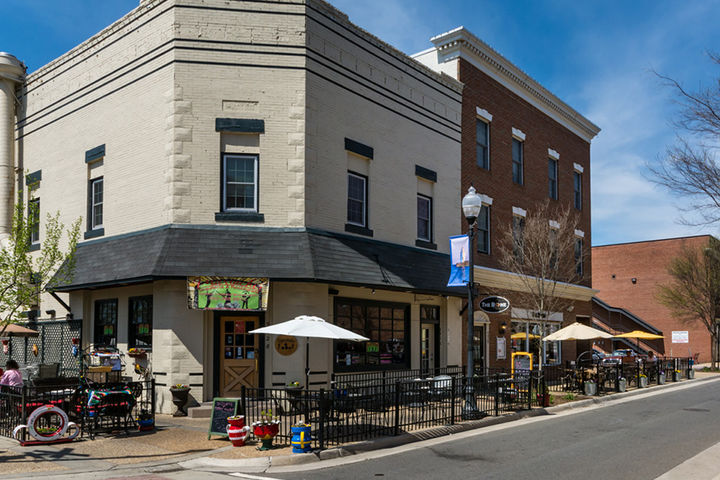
<box><xmin>290</xmin><ymin>421</ymin><xmax>313</xmax><ymax>453</ymax></box>
<box><xmin>617</xmin><ymin>376</ymin><xmax>627</xmax><ymax>392</ymax></box>
<box><xmin>673</xmin><ymin>369</ymin><xmax>681</xmax><ymax>382</ymax></box>
<box><xmin>658</xmin><ymin>371</ymin><xmax>666</xmax><ymax>384</ymax></box>
<box><xmin>127</xmin><ymin>347</ymin><xmax>147</xmax><ymax>358</ymax></box>
<box><xmin>639</xmin><ymin>373</ymin><xmax>648</xmax><ymax>388</ymax></box>
<box><xmin>688</xmin><ymin>368</ymin><xmax>695</xmax><ymax>379</ymax></box>
<box><xmin>226</xmin><ymin>415</ymin><xmax>250</xmax><ymax>447</ymax></box>
<box><xmin>169</xmin><ymin>384</ymin><xmax>191</xmax><ymax>417</ymax></box>
<box><xmin>252</xmin><ymin>410</ymin><xmax>280</xmax><ymax>450</ymax></box>
<box><xmin>137</xmin><ymin>409</ymin><xmax>154</xmax><ymax>431</ymax></box>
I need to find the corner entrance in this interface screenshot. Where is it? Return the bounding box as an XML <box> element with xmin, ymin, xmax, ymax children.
<box><xmin>219</xmin><ymin>316</ymin><xmax>259</xmax><ymax>396</ymax></box>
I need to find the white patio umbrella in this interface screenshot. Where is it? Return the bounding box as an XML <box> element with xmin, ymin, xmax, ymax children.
<box><xmin>249</xmin><ymin>315</ymin><xmax>368</xmax><ymax>389</ymax></box>
<box><xmin>542</xmin><ymin>322</ymin><xmax>613</xmax><ymax>342</ymax></box>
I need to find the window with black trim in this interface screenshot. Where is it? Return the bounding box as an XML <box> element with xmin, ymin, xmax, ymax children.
<box><xmin>347</xmin><ymin>172</ymin><xmax>368</xmax><ymax>227</ymax></box>
<box><xmin>90</xmin><ymin>177</ymin><xmax>103</xmax><ymax>230</ymax></box>
<box><xmin>512</xmin><ymin>215</ymin><xmax>525</xmax><ymax>262</ymax></box>
<box><xmin>477</xmin><ymin>205</ymin><xmax>490</xmax><ymax>254</ymax></box>
<box><xmin>417</xmin><ymin>194</ymin><xmax>432</xmax><ymax>242</ymax></box>
<box><xmin>334</xmin><ymin>299</ymin><xmax>410</xmax><ymax>371</ymax></box>
<box><xmin>129</xmin><ymin>295</ymin><xmax>153</xmax><ymax>349</ymax></box>
<box><xmin>548</xmin><ymin>158</ymin><xmax>558</xmax><ymax>200</ymax></box>
<box><xmin>574</xmin><ymin>172</ymin><xmax>582</xmax><ymax>210</ymax></box>
<box><xmin>223</xmin><ymin>154</ymin><xmax>258</xmax><ymax>212</ymax></box>
<box><xmin>94</xmin><ymin>299</ymin><xmax>117</xmax><ymax>347</ymax></box>
<box><xmin>512</xmin><ymin>138</ymin><xmax>524</xmax><ymax>185</ymax></box>
<box><xmin>28</xmin><ymin>198</ymin><xmax>40</xmax><ymax>246</ymax></box>
<box><xmin>476</xmin><ymin>119</ymin><xmax>489</xmax><ymax>169</ymax></box>
<box><xmin>575</xmin><ymin>237</ymin><xmax>584</xmax><ymax>277</ymax></box>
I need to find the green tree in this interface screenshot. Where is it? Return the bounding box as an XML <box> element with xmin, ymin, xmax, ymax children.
<box><xmin>657</xmin><ymin>237</ymin><xmax>720</xmax><ymax>369</ymax></box>
<box><xmin>0</xmin><ymin>194</ymin><xmax>80</xmax><ymax>336</ymax></box>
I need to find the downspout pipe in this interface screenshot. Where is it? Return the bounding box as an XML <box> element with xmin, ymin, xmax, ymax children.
<box><xmin>0</xmin><ymin>53</ymin><xmax>26</xmax><ymax>239</ymax></box>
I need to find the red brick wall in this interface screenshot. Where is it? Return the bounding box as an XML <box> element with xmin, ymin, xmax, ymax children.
<box><xmin>457</xmin><ymin>59</ymin><xmax>592</xmax><ymax>286</ymax></box>
<box><xmin>592</xmin><ymin>236</ymin><xmax>713</xmax><ymax>362</ymax></box>
<box><xmin>457</xmin><ymin>59</ymin><xmax>594</xmax><ymax>369</ymax></box>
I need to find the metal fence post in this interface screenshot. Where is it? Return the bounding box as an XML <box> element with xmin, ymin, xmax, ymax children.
<box><xmin>241</xmin><ymin>385</ymin><xmax>246</xmax><ymax>416</ymax></box>
<box><xmin>494</xmin><ymin>373</ymin><xmax>499</xmax><ymax>417</ymax></box>
<box><xmin>394</xmin><ymin>381</ymin><xmax>401</xmax><ymax>436</ymax></box>
<box><xmin>319</xmin><ymin>388</ymin><xmax>326</xmax><ymax>450</ymax></box>
<box><xmin>450</xmin><ymin>376</ymin><xmax>456</xmax><ymax>425</ymax></box>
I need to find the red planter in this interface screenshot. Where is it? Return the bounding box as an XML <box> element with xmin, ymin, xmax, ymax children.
<box><xmin>227</xmin><ymin>416</ymin><xmax>250</xmax><ymax>447</ymax></box>
<box><xmin>253</xmin><ymin>423</ymin><xmax>279</xmax><ymax>439</ymax></box>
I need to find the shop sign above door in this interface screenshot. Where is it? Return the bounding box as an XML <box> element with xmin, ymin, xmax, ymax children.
<box><xmin>187</xmin><ymin>277</ymin><xmax>269</xmax><ymax>311</ymax></box>
<box><xmin>275</xmin><ymin>335</ymin><xmax>298</xmax><ymax>356</ymax></box>
<box><xmin>479</xmin><ymin>296</ymin><xmax>510</xmax><ymax>314</ymax></box>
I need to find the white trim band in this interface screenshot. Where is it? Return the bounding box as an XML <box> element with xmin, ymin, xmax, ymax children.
<box><xmin>575</xmin><ymin>229</ymin><xmax>585</xmax><ymax>238</ymax></box>
<box><xmin>573</xmin><ymin>163</ymin><xmax>584</xmax><ymax>173</ymax></box>
<box><xmin>548</xmin><ymin>148</ymin><xmax>560</xmax><ymax>160</ymax></box>
<box><xmin>549</xmin><ymin>220</ymin><xmax>560</xmax><ymax>229</ymax></box>
<box><xmin>512</xmin><ymin>127</ymin><xmax>526</xmax><ymax>141</ymax></box>
<box><xmin>481</xmin><ymin>194</ymin><xmax>493</xmax><ymax>206</ymax></box>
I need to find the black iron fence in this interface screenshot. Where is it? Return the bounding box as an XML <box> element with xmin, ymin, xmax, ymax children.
<box><xmin>0</xmin><ymin>379</ymin><xmax>154</xmax><ymax>441</ymax></box>
<box><xmin>0</xmin><ymin>318</ymin><xmax>82</xmax><ymax>377</ymax></box>
<box><xmin>240</xmin><ymin>368</ymin><xmax>543</xmax><ymax>450</ymax></box>
<box><xmin>332</xmin><ymin>366</ymin><xmax>465</xmax><ymax>388</ymax></box>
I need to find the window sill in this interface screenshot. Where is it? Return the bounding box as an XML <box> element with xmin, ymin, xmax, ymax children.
<box><xmin>215</xmin><ymin>212</ymin><xmax>265</xmax><ymax>222</ymax></box>
<box><xmin>28</xmin><ymin>243</ymin><xmax>40</xmax><ymax>252</ymax></box>
<box><xmin>84</xmin><ymin>228</ymin><xmax>105</xmax><ymax>240</ymax></box>
<box><xmin>345</xmin><ymin>223</ymin><xmax>373</xmax><ymax>237</ymax></box>
<box><xmin>415</xmin><ymin>239</ymin><xmax>437</xmax><ymax>250</ymax></box>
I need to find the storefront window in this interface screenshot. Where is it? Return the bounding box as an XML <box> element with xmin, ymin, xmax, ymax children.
<box><xmin>510</xmin><ymin>320</ymin><xmax>561</xmax><ymax>366</ymax></box>
<box><xmin>129</xmin><ymin>296</ymin><xmax>153</xmax><ymax>349</ymax></box>
<box><xmin>94</xmin><ymin>299</ymin><xmax>117</xmax><ymax>347</ymax></box>
<box><xmin>334</xmin><ymin>299</ymin><xmax>409</xmax><ymax>371</ymax></box>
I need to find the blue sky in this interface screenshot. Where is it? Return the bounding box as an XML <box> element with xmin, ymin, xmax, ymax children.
<box><xmin>2</xmin><ymin>0</ymin><xmax>719</xmax><ymax>245</ymax></box>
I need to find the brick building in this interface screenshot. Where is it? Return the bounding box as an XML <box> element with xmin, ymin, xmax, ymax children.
<box><xmin>415</xmin><ymin>28</ymin><xmax>600</xmax><ymax>368</ymax></box>
<box><xmin>592</xmin><ymin>235</ymin><xmax>716</xmax><ymax>363</ymax></box>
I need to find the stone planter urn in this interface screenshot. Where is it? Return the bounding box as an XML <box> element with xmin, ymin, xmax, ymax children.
<box><xmin>617</xmin><ymin>378</ymin><xmax>627</xmax><ymax>392</ymax></box>
<box><xmin>639</xmin><ymin>376</ymin><xmax>648</xmax><ymax>388</ymax></box>
<box><xmin>658</xmin><ymin>373</ymin><xmax>666</xmax><ymax>385</ymax></box>
<box><xmin>688</xmin><ymin>369</ymin><xmax>695</xmax><ymax>379</ymax></box>
<box><xmin>673</xmin><ymin>371</ymin><xmax>681</xmax><ymax>382</ymax></box>
<box><xmin>169</xmin><ymin>386</ymin><xmax>191</xmax><ymax>417</ymax></box>
<box><xmin>584</xmin><ymin>381</ymin><xmax>597</xmax><ymax>396</ymax></box>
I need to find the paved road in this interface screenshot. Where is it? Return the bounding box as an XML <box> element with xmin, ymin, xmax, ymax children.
<box><xmin>256</xmin><ymin>380</ymin><xmax>720</xmax><ymax>480</ymax></box>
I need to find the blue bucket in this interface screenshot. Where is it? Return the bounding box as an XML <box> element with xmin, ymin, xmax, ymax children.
<box><xmin>290</xmin><ymin>425</ymin><xmax>312</xmax><ymax>453</ymax></box>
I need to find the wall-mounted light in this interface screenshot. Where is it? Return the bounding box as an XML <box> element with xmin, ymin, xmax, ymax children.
<box><xmin>631</xmin><ymin>278</ymin><xmax>637</xmax><ymax>284</ymax></box>
<box><xmin>499</xmin><ymin>322</ymin><xmax>507</xmax><ymax>335</ymax></box>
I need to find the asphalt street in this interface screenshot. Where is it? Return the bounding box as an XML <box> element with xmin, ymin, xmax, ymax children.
<box><xmin>258</xmin><ymin>380</ymin><xmax>720</xmax><ymax>480</ymax></box>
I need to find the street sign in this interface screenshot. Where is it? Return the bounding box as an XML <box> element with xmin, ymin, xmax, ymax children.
<box><xmin>672</xmin><ymin>331</ymin><xmax>689</xmax><ymax>343</ymax></box>
<box><xmin>479</xmin><ymin>296</ymin><xmax>510</xmax><ymax>314</ymax></box>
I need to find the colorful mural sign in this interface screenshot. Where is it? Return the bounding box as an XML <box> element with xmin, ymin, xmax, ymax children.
<box><xmin>187</xmin><ymin>277</ymin><xmax>269</xmax><ymax>311</ymax></box>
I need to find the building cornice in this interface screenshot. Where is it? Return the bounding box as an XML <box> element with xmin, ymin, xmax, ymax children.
<box><xmin>427</xmin><ymin>27</ymin><xmax>601</xmax><ymax>143</ymax></box>
<box><xmin>474</xmin><ymin>265</ymin><xmax>598</xmax><ymax>302</ymax></box>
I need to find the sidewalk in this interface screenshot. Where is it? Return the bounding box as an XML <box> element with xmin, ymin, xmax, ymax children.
<box><xmin>1</xmin><ymin>372</ymin><xmax>718</xmax><ymax>478</ymax></box>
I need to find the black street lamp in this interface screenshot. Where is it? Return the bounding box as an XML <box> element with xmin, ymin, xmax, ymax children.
<box><xmin>461</xmin><ymin>185</ymin><xmax>482</xmax><ymax>418</ymax></box>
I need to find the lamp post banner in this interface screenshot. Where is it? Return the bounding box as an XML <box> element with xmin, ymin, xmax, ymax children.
<box><xmin>187</xmin><ymin>277</ymin><xmax>269</xmax><ymax>311</ymax></box>
<box><xmin>447</xmin><ymin>234</ymin><xmax>470</xmax><ymax>287</ymax></box>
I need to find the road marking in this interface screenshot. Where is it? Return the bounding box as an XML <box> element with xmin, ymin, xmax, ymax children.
<box><xmin>230</xmin><ymin>473</ymin><xmax>283</xmax><ymax>480</ymax></box>
<box><xmin>655</xmin><ymin>440</ymin><xmax>720</xmax><ymax>479</ymax></box>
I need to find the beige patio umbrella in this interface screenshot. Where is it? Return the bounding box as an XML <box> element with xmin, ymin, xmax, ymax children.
<box><xmin>0</xmin><ymin>323</ymin><xmax>39</xmax><ymax>337</ymax></box>
<box><xmin>542</xmin><ymin>322</ymin><xmax>613</xmax><ymax>341</ymax></box>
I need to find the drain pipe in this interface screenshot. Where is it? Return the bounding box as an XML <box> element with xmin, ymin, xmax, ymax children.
<box><xmin>0</xmin><ymin>53</ymin><xmax>26</xmax><ymax>240</ymax></box>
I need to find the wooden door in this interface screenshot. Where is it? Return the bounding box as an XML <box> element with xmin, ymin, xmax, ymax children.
<box><xmin>220</xmin><ymin>316</ymin><xmax>259</xmax><ymax>396</ymax></box>
<box><xmin>420</xmin><ymin>323</ymin><xmax>435</xmax><ymax>375</ymax></box>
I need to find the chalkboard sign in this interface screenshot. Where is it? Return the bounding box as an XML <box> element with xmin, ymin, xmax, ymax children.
<box><xmin>207</xmin><ymin>397</ymin><xmax>241</xmax><ymax>439</ymax></box>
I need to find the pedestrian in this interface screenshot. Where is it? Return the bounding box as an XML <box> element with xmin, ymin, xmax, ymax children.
<box><xmin>647</xmin><ymin>351</ymin><xmax>657</xmax><ymax>363</ymax></box>
<box><xmin>0</xmin><ymin>360</ymin><xmax>23</xmax><ymax>389</ymax></box>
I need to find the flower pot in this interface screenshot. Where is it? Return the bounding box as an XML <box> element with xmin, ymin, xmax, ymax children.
<box><xmin>584</xmin><ymin>381</ymin><xmax>596</xmax><ymax>396</ymax></box>
<box><xmin>291</xmin><ymin>425</ymin><xmax>313</xmax><ymax>453</ymax></box>
<box><xmin>253</xmin><ymin>423</ymin><xmax>280</xmax><ymax>450</ymax></box>
<box><xmin>137</xmin><ymin>418</ymin><xmax>154</xmax><ymax>431</ymax></box>
<box><xmin>639</xmin><ymin>377</ymin><xmax>648</xmax><ymax>388</ymax></box>
<box><xmin>673</xmin><ymin>371</ymin><xmax>681</xmax><ymax>382</ymax></box>
<box><xmin>688</xmin><ymin>369</ymin><xmax>695</xmax><ymax>379</ymax></box>
<box><xmin>227</xmin><ymin>416</ymin><xmax>250</xmax><ymax>447</ymax></box>
<box><xmin>169</xmin><ymin>388</ymin><xmax>191</xmax><ymax>417</ymax></box>
<box><xmin>658</xmin><ymin>373</ymin><xmax>666</xmax><ymax>385</ymax></box>
<box><xmin>617</xmin><ymin>378</ymin><xmax>627</xmax><ymax>392</ymax></box>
